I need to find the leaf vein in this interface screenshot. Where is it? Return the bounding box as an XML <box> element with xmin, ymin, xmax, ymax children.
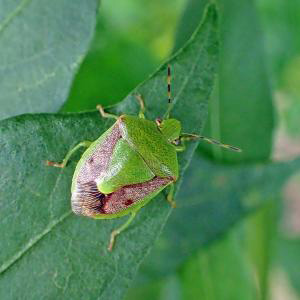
<box><xmin>0</xmin><ymin>210</ymin><xmax>72</xmax><ymax>275</ymax></box>
<box><xmin>0</xmin><ymin>0</ymin><xmax>33</xmax><ymax>35</ymax></box>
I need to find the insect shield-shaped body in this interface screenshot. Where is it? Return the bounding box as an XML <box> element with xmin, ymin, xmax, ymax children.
<box><xmin>71</xmin><ymin>115</ymin><xmax>179</xmax><ymax>219</ymax></box>
<box><xmin>46</xmin><ymin>65</ymin><xmax>241</xmax><ymax>251</ymax></box>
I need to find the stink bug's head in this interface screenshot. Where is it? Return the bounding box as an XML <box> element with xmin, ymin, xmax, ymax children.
<box><xmin>160</xmin><ymin>118</ymin><xmax>181</xmax><ymax>142</ymax></box>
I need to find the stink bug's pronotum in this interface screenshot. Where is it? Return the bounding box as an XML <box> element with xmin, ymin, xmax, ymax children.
<box><xmin>46</xmin><ymin>65</ymin><xmax>241</xmax><ymax>251</ymax></box>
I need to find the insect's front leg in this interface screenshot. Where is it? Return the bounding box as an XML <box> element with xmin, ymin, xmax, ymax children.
<box><xmin>134</xmin><ymin>94</ymin><xmax>146</xmax><ymax>119</ymax></box>
<box><xmin>96</xmin><ymin>105</ymin><xmax>119</xmax><ymax>120</ymax></box>
<box><xmin>46</xmin><ymin>140</ymin><xmax>92</xmax><ymax>168</ymax></box>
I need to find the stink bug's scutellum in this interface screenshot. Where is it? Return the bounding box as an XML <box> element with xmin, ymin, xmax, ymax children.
<box><xmin>46</xmin><ymin>64</ymin><xmax>241</xmax><ymax>251</ymax></box>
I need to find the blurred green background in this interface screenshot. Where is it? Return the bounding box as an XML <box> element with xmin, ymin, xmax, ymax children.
<box><xmin>63</xmin><ymin>0</ymin><xmax>300</xmax><ymax>299</ymax></box>
<box><xmin>2</xmin><ymin>0</ymin><xmax>300</xmax><ymax>299</ymax></box>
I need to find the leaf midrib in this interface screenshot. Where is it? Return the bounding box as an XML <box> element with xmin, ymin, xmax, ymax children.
<box><xmin>0</xmin><ymin>0</ymin><xmax>33</xmax><ymax>35</ymax></box>
<box><xmin>0</xmin><ymin>208</ymin><xmax>72</xmax><ymax>275</ymax></box>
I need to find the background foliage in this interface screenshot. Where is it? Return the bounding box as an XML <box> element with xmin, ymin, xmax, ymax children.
<box><xmin>1</xmin><ymin>0</ymin><xmax>300</xmax><ymax>299</ymax></box>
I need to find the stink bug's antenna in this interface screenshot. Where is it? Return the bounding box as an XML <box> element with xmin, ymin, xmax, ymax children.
<box><xmin>164</xmin><ymin>64</ymin><xmax>172</xmax><ymax>119</ymax></box>
<box><xmin>179</xmin><ymin>133</ymin><xmax>242</xmax><ymax>153</ymax></box>
<box><xmin>167</xmin><ymin>64</ymin><xmax>171</xmax><ymax>104</ymax></box>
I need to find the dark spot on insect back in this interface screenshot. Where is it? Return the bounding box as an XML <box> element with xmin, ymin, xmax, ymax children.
<box><xmin>125</xmin><ymin>199</ymin><xmax>133</xmax><ymax>206</ymax></box>
<box><xmin>88</xmin><ymin>157</ymin><xmax>94</xmax><ymax>164</ymax></box>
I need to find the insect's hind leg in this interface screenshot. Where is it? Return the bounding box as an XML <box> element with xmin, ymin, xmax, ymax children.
<box><xmin>108</xmin><ymin>210</ymin><xmax>138</xmax><ymax>251</ymax></box>
<box><xmin>135</xmin><ymin>94</ymin><xmax>145</xmax><ymax>119</ymax></box>
<box><xmin>167</xmin><ymin>183</ymin><xmax>176</xmax><ymax>208</ymax></box>
<box><xmin>46</xmin><ymin>140</ymin><xmax>92</xmax><ymax>168</ymax></box>
<box><xmin>96</xmin><ymin>105</ymin><xmax>119</xmax><ymax>120</ymax></box>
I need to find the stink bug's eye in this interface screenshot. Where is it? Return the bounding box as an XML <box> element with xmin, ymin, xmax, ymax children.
<box><xmin>173</xmin><ymin>139</ymin><xmax>181</xmax><ymax>146</ymax></box>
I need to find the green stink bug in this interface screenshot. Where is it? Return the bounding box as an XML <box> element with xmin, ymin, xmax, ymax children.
<box><xmin>46</xmin><ymin>65</ymin><xmax>241</xmax><ymax>251</ymax></box>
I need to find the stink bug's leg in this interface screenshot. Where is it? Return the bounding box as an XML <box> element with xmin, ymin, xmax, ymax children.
<box><xmin>108</xmin><ymin>211</ymin><xmax>138</xmax><ymax>251</ymax></box>
<box><xmin>175</xmin><ymin>145</ymin><xmax>185</xmax><ymax>152</ymax></box>
<box><xmin>179</xmin><ymin>133</ymin><xmax>242</xmax><ymax>152</ymax></box>
<box><xmin>135</xmin><ymin>94</ymin><xmax>145</xmax><ymax>119</ymax></box>
<box><xmin>174</xmin><ymin>141</ymin><xmax>186</xmax><ymax>152</ymax></box>
<box><xmin>167</xmin><ymin>183</ymin><xmax>176</xmax><ymax>208</ymax></box>
<box><xmin>46</xmin><ymin>141</ymin><xmax>92</xmax><ymax>168</ymax></box>
<box><xmin>96</xmin><ymin>104</ymin><xmax>118</xmax><ymax>120</ymax></box>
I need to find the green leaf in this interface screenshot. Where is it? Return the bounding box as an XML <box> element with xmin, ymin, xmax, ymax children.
<box><xmin>136</xmin><ymin>154</ymin><xmax>300</xmax><ymax>280</ymax></box>
<box><xmin>62</xmin><ymin>0</ymin><xmax>186</xmax><ymax>113</ymax></box>
<box><xmin>129</xmin><ymin>1</ymin><xmax>276</xmax><ymax>286</ymax></box>
<box><xmin>61</xmin><ymin>17</ymin><xmax>157</xmax><ymax>112</ymax></box>
<box><xmin>0</xmin><ymin>0</ymin><xmax>100</xmax><ymax>120</ymax></box>
<box><xmin>257</xmin><ymin>0</ymin><xmax>300</xmax><ymax>84</ymax></box>
<box><xmin>196</xmin><ymin>1</ymin><xmax>275</xmax><ymax>296</ymax></box>
<box><xmin>0</xmin><ymin>4</ymin><xmax>218</xmax><ymax>299</ymax></box>
<box><xmin>179</xmin><ymin>229</ymin><xmax>257</xmax><ymax>300</ymax></box>
<box><xmin>172</xmin><ymin>0</ymin><xmax>209</xmax><ymax>53</ymax></box>
<box><xmin>277</xmin><ymin>237</ymin><xmax>300</xmax><ymax>296</ymax></box>
<box><xmin>243</xmin><ymin>201</ymin><xmax>280</xmax><ymax>300</ymax></box>
<box><xmin>125</xmin><ymin>280</ymin><xmax>164</xmax><ymax>300</ymax></box>
<box><xmin>200</xmin><ymin>0</ymin><xmax>274</xmax><ymax>162</ymax></box>
<box><xmin>128</xmin><ymin>2</ymin><xmax>276</xmax><ymax>298</ymax></box>
<box><xmin>125</xmin><ymin>275</ymin><xmax>183</xmax><ymax>300</ymax></box>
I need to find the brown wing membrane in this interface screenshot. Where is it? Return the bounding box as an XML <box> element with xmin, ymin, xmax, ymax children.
<box><xmin>72</xmin><ymin>176</ymin><xmax>172</xmax><ymax>217</ymax></box>
<box><xmin>102</xmin><ymin>176</ymin><xmax>172</xmax><ymax>214</ymax></box>
<box><xmin>76</xmin><ymin>122</ymin><xmax>122</xmax><ymax>184</ymax></box>
<box><xmin>72</xmin><ymin>181</ymin><xmax>106</xmax><ymax>216</ymax></box>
